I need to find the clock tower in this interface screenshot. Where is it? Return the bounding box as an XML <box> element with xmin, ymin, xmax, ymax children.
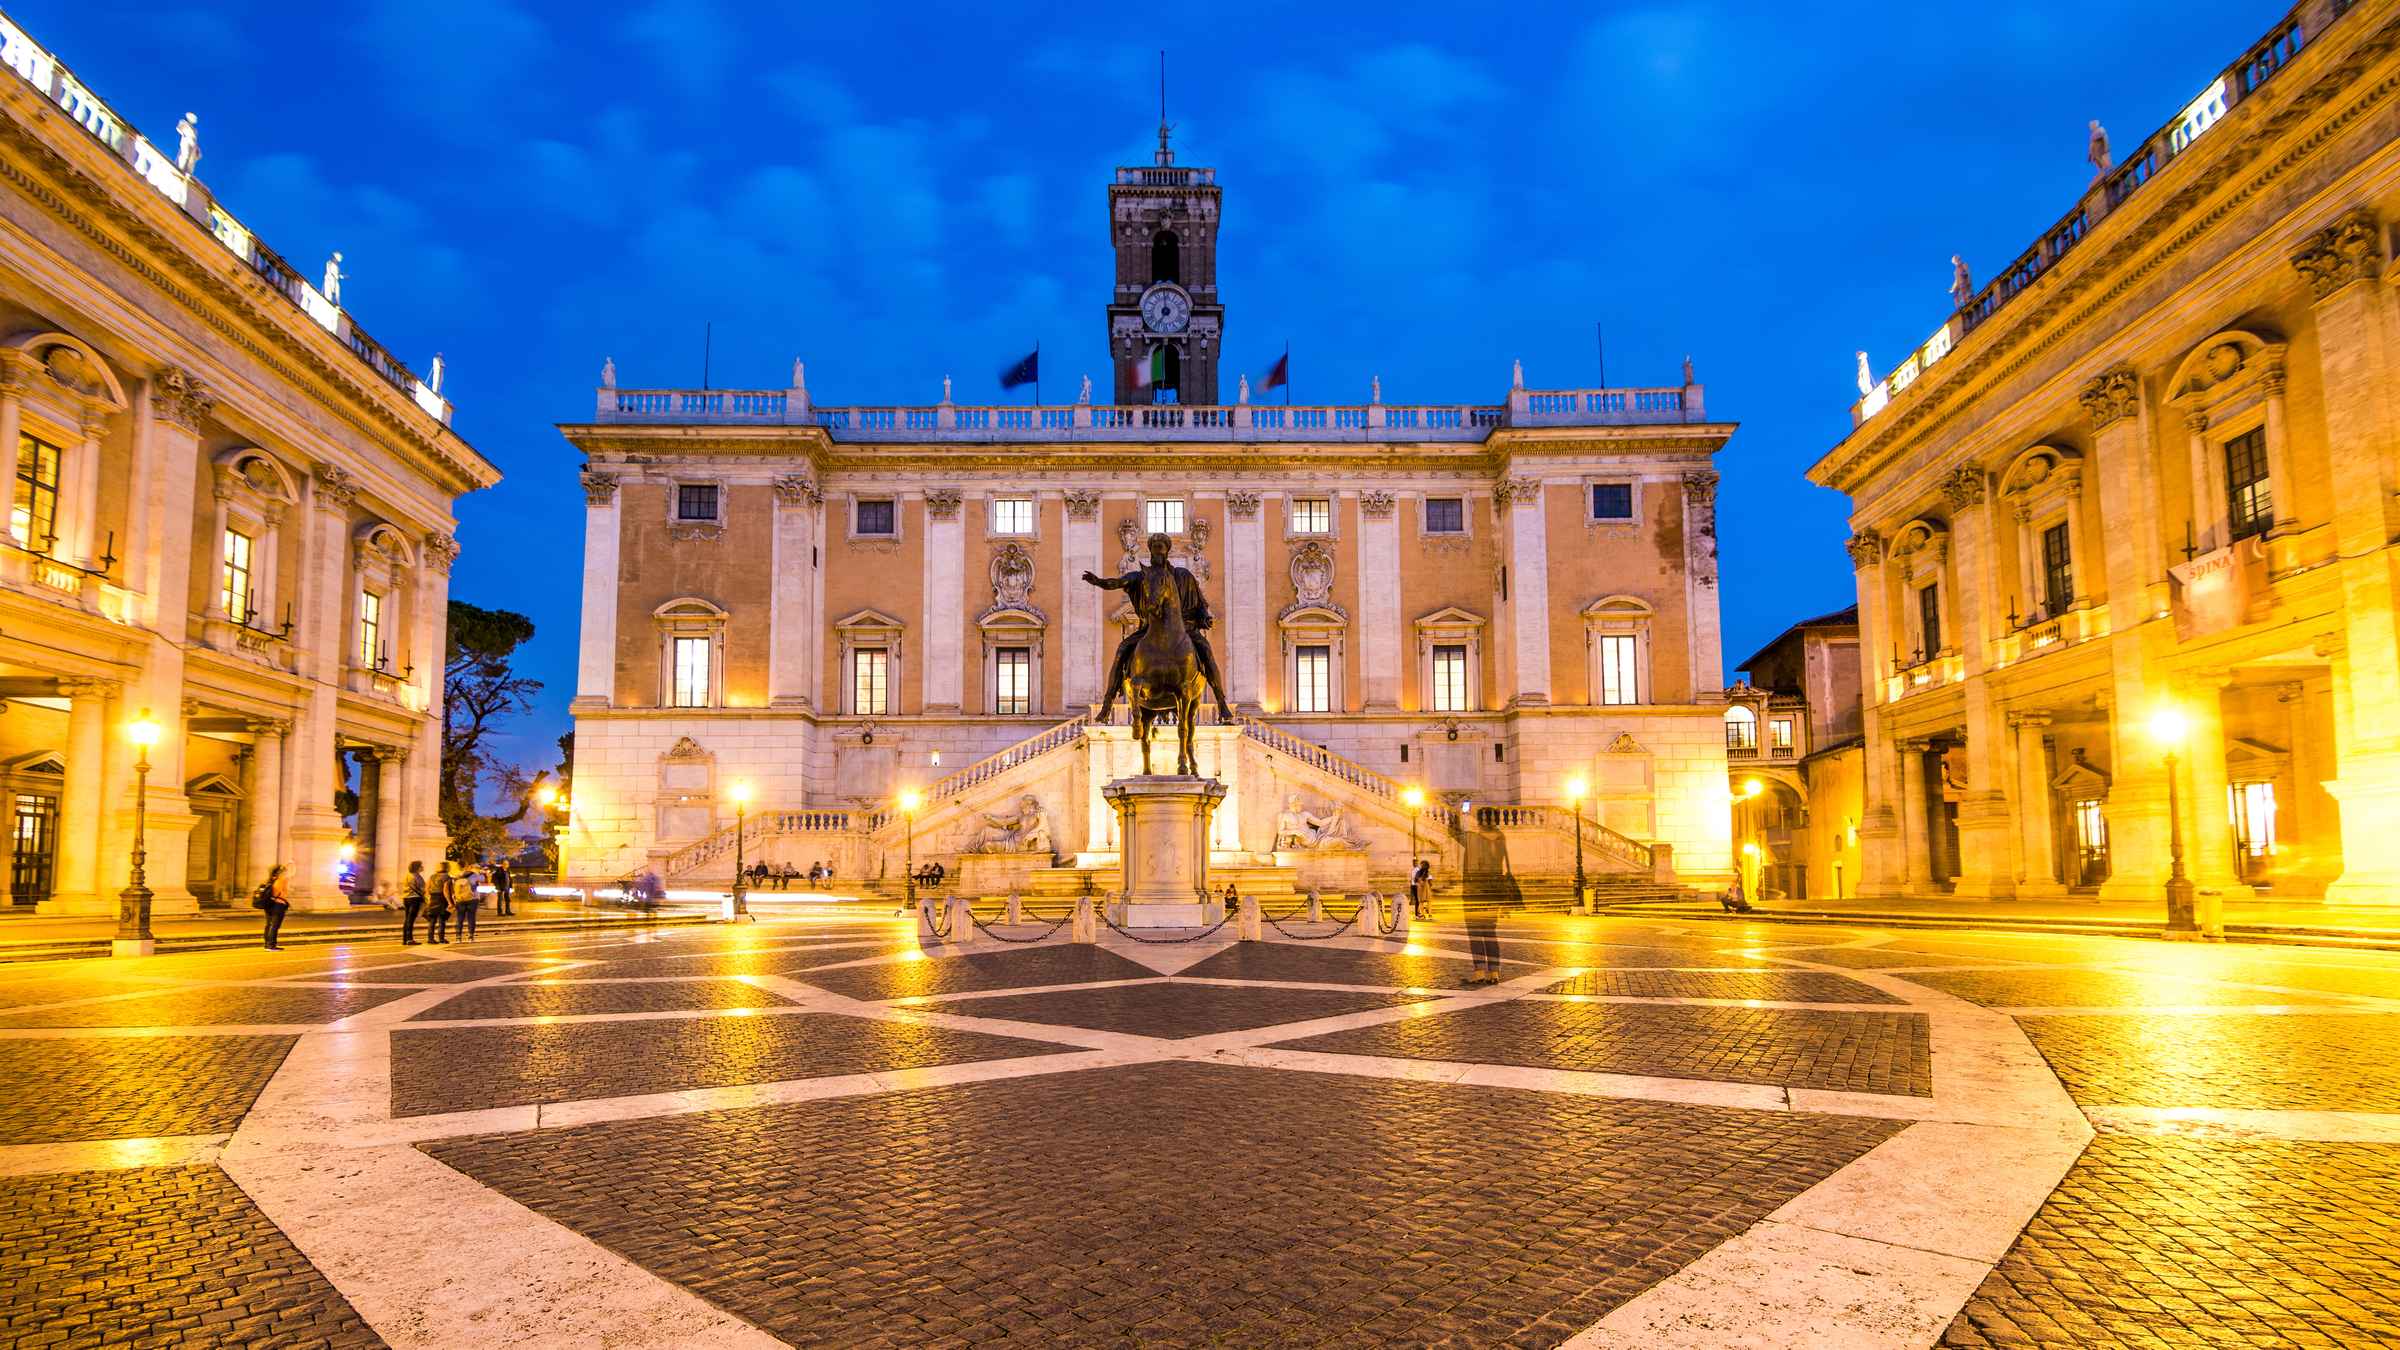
<box><xmin>1108</xmin><ymin>121</ymin><xmax>1221</xmax><ymax>405</ymax></box>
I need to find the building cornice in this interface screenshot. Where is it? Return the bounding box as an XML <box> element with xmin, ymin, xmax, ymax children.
<box><xmin>0</xmin><ymin>82</ymin><xmax>500</xmax><ymax>498</ymax></box>
<box><xmin>1809</xmin><ymin>7</ymin><xmax>2400</xmax><ymax>496</ymax></box>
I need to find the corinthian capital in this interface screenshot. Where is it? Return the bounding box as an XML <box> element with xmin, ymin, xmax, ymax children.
<box><xmin>1495</xmin><ymin>476</ymin><xmax>1541</xmax><ymax>509</ymax></box>
<box><xmin>150</xmin><ymin>366</ymin><xmax>215</xmax><ymax>434</ymax></box>
<box><xmin>313</xmin><ymin>461</ymin><xmax>361</xmax><ymax>507</ymax></box>
<box><xmin>1939</xmin><ymin>466</ymin><xmax>1986</xmax><ymax>509</ymax></box>
<box><xmin>1844</xmin><ymin>532</ymin><xmax>1882</xmax><ymax>570</ymax></box>
<box><xmin>924</xmin><ymin>487</ymin><xmax>963</xmax><ymax>520</ymax></box>
<box><xmin>1360</xmin><ymin>489</ymin><xmax>1396</xmax><ymax>518</ymax></box>
<box><xmin>1064</xmin><ymin>489</ymin><xmax>1102</xmax><ymax>521</ymax></box>
<box><xmin>422</xmin><ymin>531</ymin><xmax>459</xmax><ymax>575</ymax></box>
<box><xmin>580</xmin><ymin>469</ymin><xmax>619</xmax><ymax>505</ymax></box>
<box><xmin>2289</xmin><ymin>208</ymin><xmax>2383</xmax><ymax>302</ymax></box>
<box><xmin>2077</xmin><ymin>365</ymin><xmax>2142</xmax><ymax>431</ymax></box>
<box><xmin>772</xmin><ymin>473</ymin><xmax>821</xmax><ymax>505</ymax></box>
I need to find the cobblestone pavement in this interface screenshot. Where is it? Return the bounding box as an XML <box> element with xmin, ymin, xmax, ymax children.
<box><xmin>2</xmin><ymin>909</ymin><xmax>2396</xmax><ymax>1347</ymax></box>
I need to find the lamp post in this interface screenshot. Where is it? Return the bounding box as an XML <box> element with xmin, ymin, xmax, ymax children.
<box><xmin>729</xmin><ymin>781</ymin><xmax>751</xmax><ymax>919</ymax></box>
<box><xmin>1565</xmin><ymin>776</ymin><xmax>1589</xmax><ymax>912</ymax></box>
<box><xmin>1739</xmin><ymin>777</ymin><xmax>1763</xmax><ymax>898</ymax></box>
<box><xmin>114</xmin><ymin>710</ymin><xmax>161</xmax><ymax>958</ymax></box>
<box><xmin>2148</xmin><ymin>708</ymin><xmax>2197</xmax><ymax>935</ymax></box>
<box><xmin>899</xmin><ymin>788</ymin><xmax>923</xmax><ymax>914</ymax></box>
<box><xmin>1401</xmin><ymin>785</ymin><xmax>1424</xmax><ymax>870</ymax></box>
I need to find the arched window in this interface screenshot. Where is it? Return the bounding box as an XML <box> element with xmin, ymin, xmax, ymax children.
<box><xmin>1151</xmin><ymin>230</ymin><xmax>1180</xmax><ymax>284</ymax></box>
<box><xmin>1724</xmin><ymin>704</ymin><xmax>1757</xmax><ymax>752</ymax></box>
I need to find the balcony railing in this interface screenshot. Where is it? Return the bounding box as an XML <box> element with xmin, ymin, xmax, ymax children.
<box><xmin>0</xmin><ymin>12</ymin><xmax>452</xmax><ymax>426</ymax></box>
<box><xmin>591</xmin><ymin>384</ymin><xmax>1705</xmax><ymax>442</ymax></box>
<box><xmin>1851</xmin><ymin>0</ymin><xmax>2346</xmax><ymax>428</ymax></box>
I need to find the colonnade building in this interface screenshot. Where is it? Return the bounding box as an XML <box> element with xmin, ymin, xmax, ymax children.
<box><xmin>1812</xmin><ymin>0</ymin><xmax>2400</xmax><ymax>906</ymax></box>
<box><xmin>560</xmin><ymin>132</ymin><xmax>1737</xmax><ymax>893</ymax></box>
<box><xmin>0</xmin><ymin>16</ymin><xmax>497</xmax><ymax>913</ymax></box>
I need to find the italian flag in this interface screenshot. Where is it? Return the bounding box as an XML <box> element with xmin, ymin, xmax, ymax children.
<box><xmin>1134</xmin><ymin>346</ymin><xmax>1164</xmax><ymax>389</ymax></box>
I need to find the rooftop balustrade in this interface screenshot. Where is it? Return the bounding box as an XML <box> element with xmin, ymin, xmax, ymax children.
<box><xmin>0</xmin><ymin>12</ymin><xmax>452</xmax><ymax>426</ymax></box>
<box><xmin>588</xmin><ymin>383</ymin><xmax>1705</xmax><ymax>441</ymax></box>
<box><xmin>1850</xmin><ymin>0</ymin><xmax>2344</xmax><ymax>429</ymax></box>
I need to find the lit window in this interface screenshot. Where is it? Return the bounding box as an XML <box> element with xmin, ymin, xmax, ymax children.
<box><xmin>2225</xmin><ymin>427</ymin><xmax>2271</xmax><ymax>542</ymax></box>
<box><xmin>1431</xmin><ymin>644</ymin><xmax>1469</xmax><ymax>712</ymax></box>
<box><xmin>1290</xmin><ymin>498</ymin><xmax>1330</xmax><ymax>534</ymax></box>
<box><xmin>994</xmin><ymin>647</ymin><xmax>1031</xmax><ymax>715</ymax></box>
<box><xmin>221</xmin><ymin>529</ymin><xmax>254</xmax><ymax>623</ymax></box>
<box><xmin>1145</xmin><ymin>499</ymin><xmax>1186</xmax><ymax>535</ymax></box>
<box><xmin>1596</xmin><ymin>634</ymin><xmax>1638</xmax><ymax>705</ymax></box>
<box><xmin>2229</xmin><ymin>780</ymin><xmax>2276</xmax><ymax>870</ymax></box>
<box><xmin>1294</xmin><ymin>644</ymin><xmax>1332</xmax><ymax>713</ymax></box>
<box><xmin>2041</xmin><ymin>521</ymin><xmax>2073</xmax><ymax>616</ymax></box>
<box><xmin>1424</xmin><ymin>498</ymin><xmax>1465</xmax><ymax>534</ymax></box>
<box><xmin>1724</xmin><ymin>704</ymin><xmax>1757</xmax><ymax>751</ymax></box>
<box><xmin>671</xmin><ymin>636</ymin><xmax>711</xmax><ymax>707</ymax></box>
<box><xmin>853</xmin><ymin>648</ymin><xmax>889</xmax><ymax>716</ymax></box>
<box><xmin>676</xmin><ymin>484</ymin><xmax>719</xmax><ymax>522</ymax></box>
<box><xmin>993</xmin><ymin>498</ymin><xmax>1033</xmax><ymax>535</ymax></box>
<box><xmin>357</xmin><ymin>589</ymin><xmax>383</xmax><ymax>669</ymax></box>
<box><xmin>1769</xmin><ymin>717</ymin><xmax>1794</xmax><ymax>752</ymax></box>
<box><xmin>856</xmin><ymin>499</ymin><xmax>895</xmax><ymax>535</ymax></box>
<box><xmin>1590</xmin><ymin>483</ymin><xmax>1633</xmax><ymax>520</ymax></box>
<box><xmin>1917</xmin><ymin>583</ymin><xmax>1942</xmax><ymax>657</ymax></box>
<box><xmin>13</xmin><ymin>434</ymin><xmax>60</xmax><ymax>551</ymax></box>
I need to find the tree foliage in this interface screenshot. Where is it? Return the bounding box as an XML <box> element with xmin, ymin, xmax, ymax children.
<box><xmin>441</xmin><ymin>600</ymin><xmax>545</xmax><ymax>858</ymax></box>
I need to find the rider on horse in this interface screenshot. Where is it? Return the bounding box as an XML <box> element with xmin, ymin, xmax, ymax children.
<box><xmin>1084</xmin><ymin>533</ymin><xmax>1236</xmax><ymax>724</ymax></box>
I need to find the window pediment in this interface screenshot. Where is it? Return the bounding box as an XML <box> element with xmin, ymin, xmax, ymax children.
<box><xmin>834</xmin><ymin>607</ymin><xmax>904</xmax><ymax>636</ymax></box>
<box><xmin>1414</xmin><ymin>605</ymin><xmax>1486</xmax><ymax>635</ymax></box>
<box><xmin>2168</xmin><ymin>329</ymin><xmax>2286</xmax><ymax>420</ymax></box>
<box><xmin>1278</xmin><ymin>602</ymin><xmax>1348</xmax><ymax>630</ymax></box>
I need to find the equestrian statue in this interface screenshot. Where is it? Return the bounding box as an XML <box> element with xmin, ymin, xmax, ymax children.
<box><xmin>1083</xmin><ymin>533</ymin><xmax>1236</xmax><ymax>776</ymax></box>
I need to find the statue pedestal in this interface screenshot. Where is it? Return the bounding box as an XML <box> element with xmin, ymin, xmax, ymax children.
<box><xmin>1279</xmin><ymin>847</ymin><xmax>1369</xmax><ymax>895</ymax></box>
<box><xmin>955</xmin><ymin>850</ymin><xmax>1052</xmax><ymax>898</ymax></box>
<box><xmin>1103</xmin><ymin>775</ymin><xmax>1228</xmax><ymax>928</ymax></box>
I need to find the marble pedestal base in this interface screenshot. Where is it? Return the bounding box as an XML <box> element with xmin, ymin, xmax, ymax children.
<box><xmin>1103</xmin><ymin>775</ymin><xmax>1228</xmax><ymax>928</ymax></box>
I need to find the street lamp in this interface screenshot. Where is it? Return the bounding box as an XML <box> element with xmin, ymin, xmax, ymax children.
<box><xmin>1401</xmin><ymin>785</ymin><xmax>1424</xmax><ymax>869</ymax></box>
<box><xmin>898</xmin><ymin>787</ymin><xmax>924</xmax><ymax>914</ymax></box>
<box><xmin>2148</xmin><ymin>707</ymin><xmax>2197</xmax><ymax>935</ymax></box>
<box><xmin>729</xmin><ymin>780</ymin><xmax>752</xmax><ymax>918</ymax></box>
<box><xmin>1564</xmin><ymin>776</ymin><xmax>1589</xmax><ymax>912</ymax></box>
<box><xmin>115</xmin><ymin>710</ymin><xmax>161</xmax><ymax>958</ymax></box>
<box><xmin>1738</xmin><ymin>777</ymin><xmax>1763</xmax><ymax>898</ymax></box>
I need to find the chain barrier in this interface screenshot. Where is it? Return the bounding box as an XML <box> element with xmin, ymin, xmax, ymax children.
<box><xmin>1263</xmin><ymin>907</ymin><xmax>1361</xmax><ymax>941</ymax></box>
<box><xmin>965</xmin><ymin>908</ymin><xmax>1075</xmax><ymax>944</ymax></box>
<box><xmin>917</xmin><ymin>897</ymin><xmax>954</xmax><ymax>940</ymax></box>
<box><xmin>1098</xmin><ymin>909</ymin><xmax>1237</xmax><ymax>944</ymax></box>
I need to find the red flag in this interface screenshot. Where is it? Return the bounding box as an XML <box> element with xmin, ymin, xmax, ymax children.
<box><xmin>1260</xmin><ymin>351</ymin><xmax>1289</xmax><ymax>392</ymax></box>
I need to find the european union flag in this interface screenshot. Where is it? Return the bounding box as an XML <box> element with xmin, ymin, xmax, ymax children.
<box><xmin>998</xmin><ymin>347</ymin><xmax>1039</xmax><ymax>390</ymax></box>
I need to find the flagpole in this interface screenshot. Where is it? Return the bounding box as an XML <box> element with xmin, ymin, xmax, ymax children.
<box><xmin>1034</xmin><ymin>339</ymin><xmax>1040</xmax><ymax>407</ymax></box>
<box><xmin>1285</xmin><ymin>339</ymin><xmax>1291</xmax><ymax>405</ymax></box>
<box><xmin>1596</xmin><ymin>321</ymin><xmax>1606</xmax><ymax>387</ymax></box>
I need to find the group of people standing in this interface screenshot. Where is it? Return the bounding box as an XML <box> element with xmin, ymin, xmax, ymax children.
<box><xmin>250</xmin><ymin>857</ymin><xmax>517</xmax><ymax>950</ymax></box>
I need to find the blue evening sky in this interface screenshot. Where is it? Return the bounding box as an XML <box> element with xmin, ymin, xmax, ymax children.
<box><xmin>19</xmin><ymin>0</ymin><xmax>2277</xmax><ymax>771</ymax></box>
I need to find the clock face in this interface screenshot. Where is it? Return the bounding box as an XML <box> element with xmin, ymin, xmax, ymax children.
<box><xmin>1140</xmin><ymin>284</ymin><xmax>1191</xmax><ymax>335</ymax></box>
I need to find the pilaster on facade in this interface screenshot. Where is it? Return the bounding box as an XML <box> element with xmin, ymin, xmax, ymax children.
<box><xmin>576</xmin><ymin>469</ymin><xmax>622</xmax><ymax>707</ymax></box>
<box><xmin>1499</xmin><ymin>477</ymin><xmax>1550</xmax><ymax>706</ymax></box>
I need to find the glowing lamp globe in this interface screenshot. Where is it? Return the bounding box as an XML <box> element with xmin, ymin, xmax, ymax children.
<box><xmin>2147</xmin><ymin>708</ymin><xmax>2190</xmax><ymax>749</ymax></box>
<box><xmin>899</xmin><ymin>788</ymin><xmax>924</xmax><ymax>814</ymax></box>
<box><xmin>127</xmin><ymin>712</ymin><xmax>160</xmax><ymax>749</ymax></box>
<box><xmin>1401</xmin><ymin>786</ymin><xmax>1425</xmax><ymax>811</ymax></box>
<box><xmin>1565</xmin><ymin>776</ymin><xmax>1588</xmax><ymax>803</ymax></box>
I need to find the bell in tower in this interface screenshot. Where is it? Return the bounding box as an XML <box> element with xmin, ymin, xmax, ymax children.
<box><xmin>1108</xmin><ymin>113</ymin><xmax>1221</xmax><ymax>405</ymax></box>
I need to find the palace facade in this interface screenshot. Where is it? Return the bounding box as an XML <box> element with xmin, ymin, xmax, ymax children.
<box><xmin>0</xmin><ymin>16</ymin><xmax>497</xmax><ymax>913</ymax></box>
<box><xmin>560</xmin><ymin>134</ymin><xmax>1737</xmax><ymax>893</ymax></box>
<box><xmin>1812</xmin><ymin>0</ymin><xmax>2400</xmax><ymax>907</ymax></box>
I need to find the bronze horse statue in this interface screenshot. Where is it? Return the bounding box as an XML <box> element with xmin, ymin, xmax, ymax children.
<box><xmin>1083</xmin><ymin>534</ymin><xmax>1234</xmax><ymax>777</ymax></box>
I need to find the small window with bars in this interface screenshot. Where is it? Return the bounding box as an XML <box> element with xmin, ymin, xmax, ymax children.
<box><xmin>1294</xmin><ymin>645</ymin><xmax>1332</xmax><ymax>713</ymax></box>
<box><xmin>1290</xmin><ymin>498</ymin><xmax>1330</xmax><ymax>534</ymax></box>
<box><xmin>676</xmin><ymin>484</ymin><xmax>719</xmax><ymax>522</ymax></box>
<box><xmin>853</xmin><ymin>648</ymin><xmax>889</xmax><ymax>716</ymax></box>
<box><xmin>855</xmin><ymin>499</ymin><xmax>896</xmax><ymax>535</ymax></box>
<box><xmin>1424</xmin><ymin>497</ymin><xmax>1465</xmax><ymax>534</ymax></box>
<box><xmin>992</xmin><ymin>498</ymin><xmax>1033</xmax><ymax>535</ymax></box>
<box><xmin>2225</xmin><ymin>427</ymin><xmax>2271</xmax><ymax>542</ymax></box>
<box><xmin>2040</xmin><ymin>521</ymin><xmax>2073</xmax><ymax>616</ymax></box>
<box><xmin>994</xmin><ymin>647</ymin><xmax>1031</xmax><ymax>715</ymax></box>
<box><xmin>1430</xmin><ymin>644</ymin><xmax>1469</xmax><ymax>712</ymax></box>
<box><xmin>1590</xmin><ymin>482</ymin><xmax>1633</xmax><ymax>520</ymax></box>
<box><xmin>1145</xmin><ymin>499</ymin><xmax>1186</xmax><ymax>535</ymax></box>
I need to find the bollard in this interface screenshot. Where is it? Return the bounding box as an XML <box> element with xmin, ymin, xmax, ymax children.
<box><xmin>1388</xmin><ymin>890</ymin><xmax>1410</xmax><ymax>939</ymax></box>
<box><xmin>1355</xmin><ymin>891</ymin><xmax>1385</xmax><ymax>937</ymax></box>
<box><xmin>1005</xmin><ymin>890</ymin><xmax>1024</xmax><ymax>925</ymax></box>
<box><xmin>916</xmin><ymin>896</ymin><xmax>944</xmax><ymax>943</ymax></box>
<box><xmin>2197</xmin><ymin>888</ymin><xmax>2226</xmax><ymax>941</ymax></box>
<box><xmin>1306</xmin><ymin>887</ymin><xmax>1324</xmax><ymax>923</ymax></box>
<box><xmin>949</xmin><ymin>893</ymin><xmax>978</xmax><ymax>945</ymax></box>
<box><xmin>1238</xmin><ymin>894</ymin><xmax>1264</xmax><ymax>941</ymax></box>
<box><xmin>1072</xmin><ymin>894</ymin><xmax>1099</xmax><ymax>943</ymax></box>
<box><xmin>1201</xmin><ymin>896</ymin><xmax>1226</xmax><ymax>925</ymax></box>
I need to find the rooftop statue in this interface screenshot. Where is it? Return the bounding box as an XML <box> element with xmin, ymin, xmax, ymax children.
<box><xmin>174</xmin><ymin>112</ymin><xmax>200</xmax><ymax>174</ymax></box>
<box><xmin>1083</xmin><ymin>533</ymin><xmax>1234</xmax><ymax>775</ymax></box>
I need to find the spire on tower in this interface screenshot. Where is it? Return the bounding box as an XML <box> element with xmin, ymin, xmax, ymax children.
<box><xmin>1155</xmin><ymin>50</ymin><xmax>1174</xmax><ymax>166</ymax></box>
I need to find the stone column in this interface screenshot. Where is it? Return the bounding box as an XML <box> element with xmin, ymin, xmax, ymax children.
<box><xmin>372</xmin><ymin>747</ymin><xmax>408</xmax><ymax>892</ymax></box>
<box><xmin>2184</xmin><ymin>411</ymin><xmax>2221</xmax><ymax>554</ymax></box>
<box><xmin>2012</xmin><ymin>713</ymin><xmax>2064</xmax><ymax>896</ymax></box>
<box><xmin>768</xmin><ymin>474</ymin><xmax>821</xmax><ymax>708</ymax></box>
<box><xmin>2081</xmin><ymin>367</ymin><xmax>2174</xmax><ymax>901</ymax></box>
<box><xmin>1062</xmin><ymin>490</ymin><xmax>1104</xmax><ymax>708</ymax></box>
<box><xmin>1500</xmin><ymin>477</ymin><xmax>1550</xmax><ymax>705</ymax></box>
<box><xmin>1357</xmin><ymin>490</ymin><xmax>1401</xmax><ymax>709</ymax></box>
<box><xmin>1849</xmin><ymin>535</ymin><xmax>1904</xmax><ymax>897</ymax></box>
<box><xmin>1953</xmin><ymin>680</ymin><xmax>2016</xmax><ymax>900</ymax></box>
<box><xmin>574</xmin><ymin>469</ymin><xmax>621</xmax><ymax>707</ymax></box>
<box><xmin>409</xmin><ymin>534</ymin><xmax>457</xmax><ymax>865</ymax></box>
<box><xmin>119</xmin><ymin>372</ymin><xmax>211</xmax><ymax>910</ymax></box>
<box><xmin>205</xmin><ymin>472</ymin><xmax>235</xmax><ymax>620</ymax></box>
<box><xmin>1896</xmin><ymin>738</ymin><xmax>1934</xmax><ymax>894</ymax></box>
<box><xmin>68</xmin><ymin>403</ymin><xmax>107</xmax><ymax>567</ymax></box>
<box><xmin>2290</xmin><ymin>210</ymin><xmax>2400</xmax><ymax>903</ymax></box>
<box><xmin>921</xmin><ymin>487</ymin><xmax>963</xmax><ymax>713</ymax></box>
<box><xmin>2180</xmin><ymin>671</ymin><xmax>2248</xmax><ymax>899</ymax></box>
<box><xmin>0</xmin><ymin>350</ymin><xmax>27</xmax><ymax>541</ymax></box>
<box><xmin>1683</xmin><ymin>472</ymin><xmax>1724</xmax><ymax>693</ymax></box>
<box><xmin>2062</xmin><ymin>477</ymin><xmax>2091</xmax><ymax>606</ymax></box>
<box><xmin>2261</xmin><ymin>362</ymin><xmax>2297</xmax><ymax>532</ymax></box>
<box><xmin>1222</xmin><ymin>491</ymin><xmax>1264</xmax><ymax>708</ymax></box>
<box><xmin>284</xmin><ymin>466</ymin><xmax>360</xmax><ymax>909</ymax></box>
<box><xmin>40</xmin><ymin>677</ymin><xmax>117</xmax><ymax>914</ymax></box>
<box><xmin>245</xmin><ymin>719</ymin><xmax>287</xmax><ymax>884</ymax></box>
